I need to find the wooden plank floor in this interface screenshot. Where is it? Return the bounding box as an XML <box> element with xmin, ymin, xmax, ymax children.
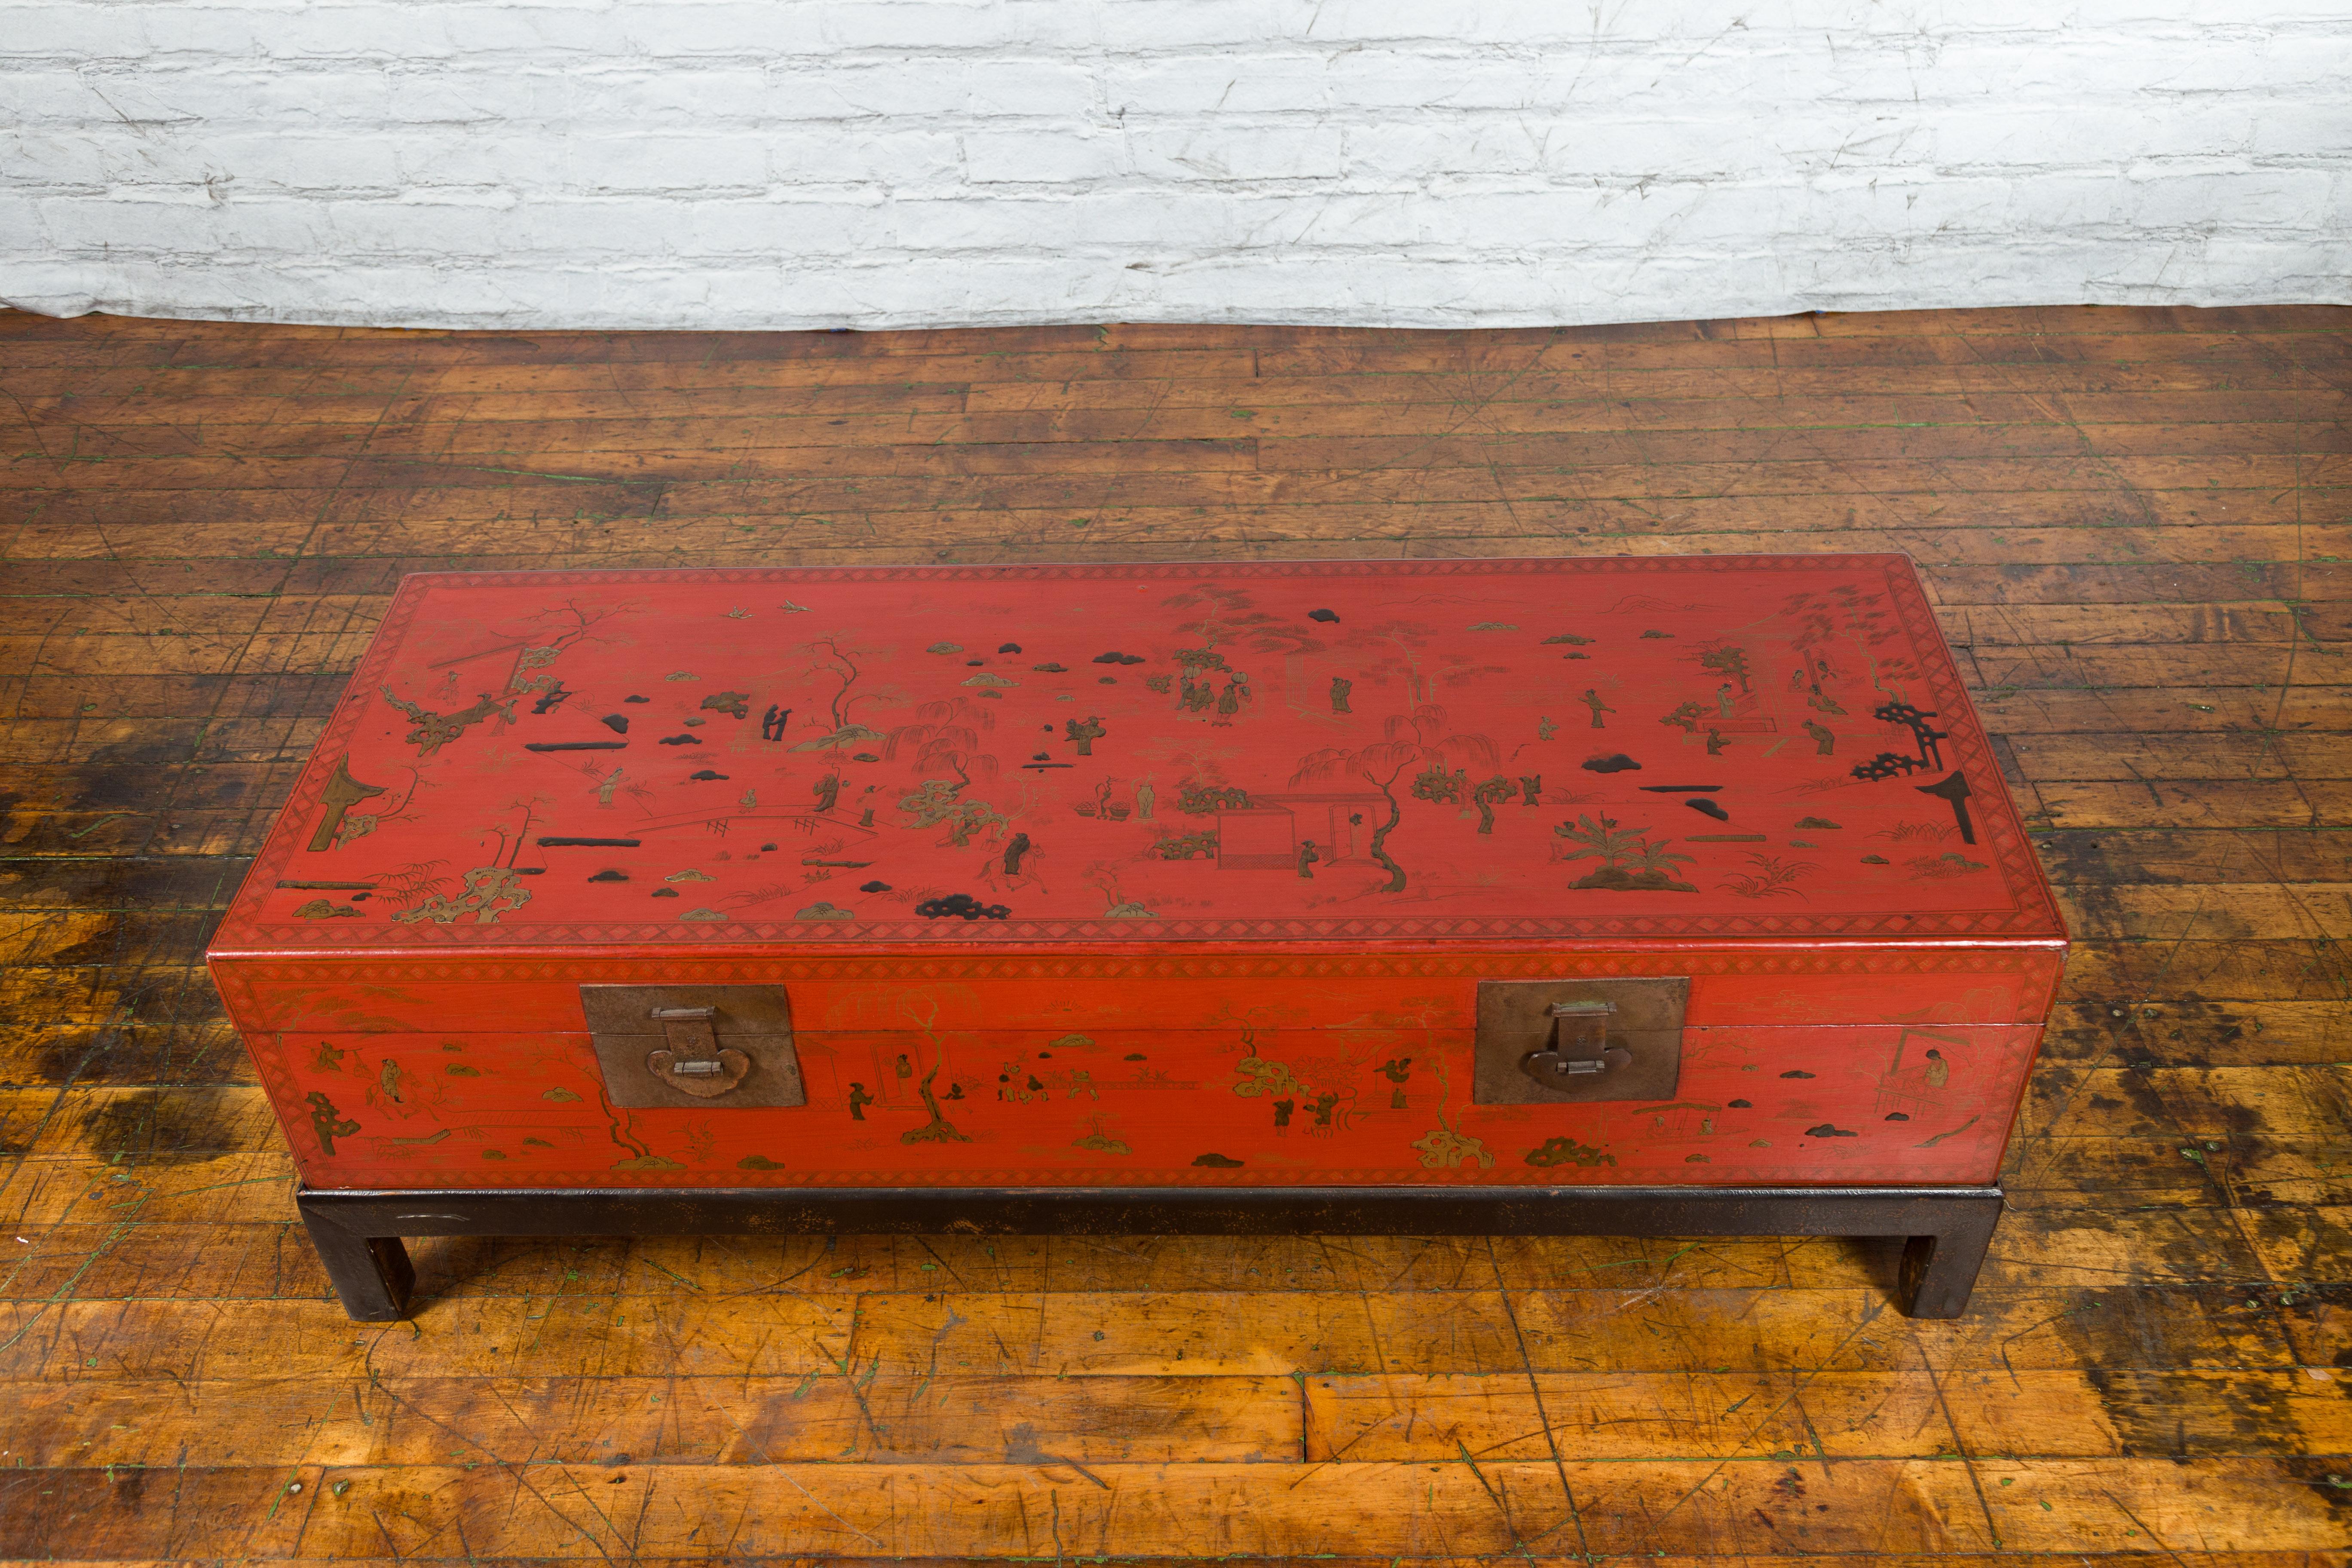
<box><xmin>2</xmin><ymin>303</ymin><xmax>2349</xmax><ymax>1564</ymax></box>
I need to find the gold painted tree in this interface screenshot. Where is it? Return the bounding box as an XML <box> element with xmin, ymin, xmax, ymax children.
<box><xmin>1292</xmin><ymin>705</ymin><xmax>1499</xmax><ymax>893</ymax></box>
<box><xmin>1553</xmin><ymin>813</ymin><xmax>1698</xmax><ymax>892</ymax></box>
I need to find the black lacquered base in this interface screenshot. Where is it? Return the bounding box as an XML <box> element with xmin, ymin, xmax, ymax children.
<box><xmin>298</xmin><ymin>1183</ymin><xmax>2001</xmax><ymax>1322</ymax></box>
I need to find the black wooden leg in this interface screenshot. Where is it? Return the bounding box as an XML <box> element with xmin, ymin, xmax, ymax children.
<box><xmin>294</xmin><ymin>1183</ymin><xmax>2006</xmax><ymax>1320</ymax></box>
<box><xmin>301</xmin><ymin>1201</ymin><xmax>414</xmax><ymax>1321</ymax></box>
<box><xmin>1897</xmin><ymin>1198</ymin><xmax>2000</xmax><ymax>1318</ymax></box>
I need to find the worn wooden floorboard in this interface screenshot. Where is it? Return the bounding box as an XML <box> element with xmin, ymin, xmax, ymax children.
<box><xmin>2</xmin><ymin>303</ymin><xmax>2348</xmax><ymax>1563</ymax></box>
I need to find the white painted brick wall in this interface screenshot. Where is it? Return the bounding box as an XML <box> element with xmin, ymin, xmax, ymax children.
<box><xmin>2</xmin><ymin>0</ymin><xmax>2346</xmax><ymax>329</ymax></box>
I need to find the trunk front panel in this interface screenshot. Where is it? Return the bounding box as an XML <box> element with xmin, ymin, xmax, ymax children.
<box><xmin>220</xmin><ymin>945</ymin><xmax>2060</xmax><ymax>1190</ymax></box>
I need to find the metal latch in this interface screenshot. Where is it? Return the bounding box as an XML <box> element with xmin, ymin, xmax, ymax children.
<box><xmin>646</xmin><ymin>1005</ymin><xmax>747</xmax><ymax>1096</ymax></box>
<box><xmin>580</xmin><ymin>986</ymin><xmax>805</xmax><ymax>1109</ymax></box>
<box><xmin>1473</xmin><ymin>977</ymin><xmax>1688</xmax><ymax>1104</ymax></box>
<box><xmin>1519</xmin><ymin>1000</ymin><xmax>1636</xmax><ymax>1087</ymax></box>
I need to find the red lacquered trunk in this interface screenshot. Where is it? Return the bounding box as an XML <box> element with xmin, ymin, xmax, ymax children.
<box><xmin>209</xmin><ymin>556</ymin><xmax>2062</xmax><ymax>1315</ymax></box>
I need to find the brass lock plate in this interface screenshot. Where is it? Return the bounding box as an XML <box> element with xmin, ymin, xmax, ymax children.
<box><xmin>1472</xmin><ymin>977</ymin><xmax>1688</xmax><ymax>1104</ymax></box>
<box><xmin>580</xmin><ymin>985</ymin><xmax>805</xmax><ymax>1109</ymax></box>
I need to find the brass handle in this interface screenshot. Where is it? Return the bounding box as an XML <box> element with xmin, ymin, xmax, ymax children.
<box><xmin>579</xmin><ymin>984</ymin><xmax>806</xmax><ymax>1111</ymax></box>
